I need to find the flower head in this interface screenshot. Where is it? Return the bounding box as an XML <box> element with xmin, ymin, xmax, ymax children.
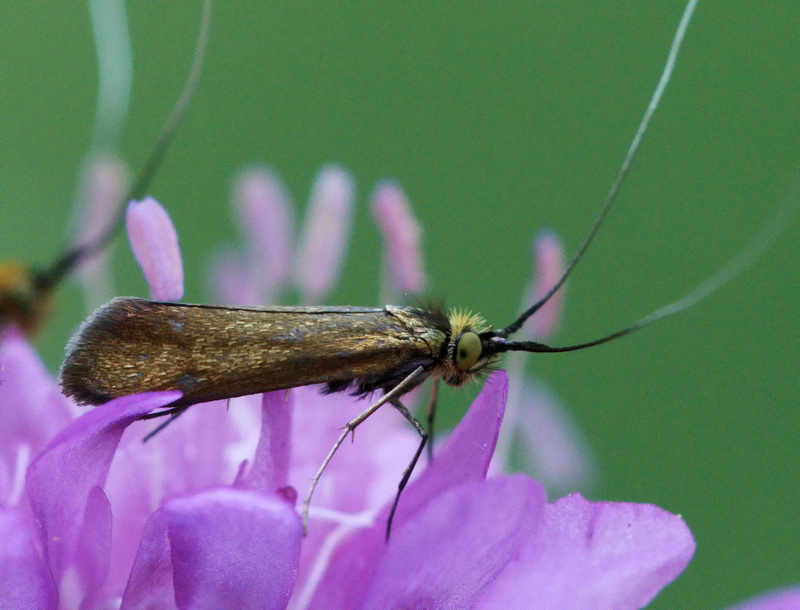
<box><xmin>1</xmin><ymin>173</ymin><xmax>701</xmax><ymax>607</ymax></box>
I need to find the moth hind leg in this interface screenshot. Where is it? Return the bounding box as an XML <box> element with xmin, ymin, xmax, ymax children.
<box><xmin>301</xmin><ymin>366</ymin><xmax>426</xmax><ymax>536</ymax></box>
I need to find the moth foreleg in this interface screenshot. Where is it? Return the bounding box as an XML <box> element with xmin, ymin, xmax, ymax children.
<box><xmin>301</xmin><ymin>365</ymin><xmax>426</xmax><ymax>535</ymax></box>
<box><xmin>385</xmin><ymin>397</ymin><xmax>428</xmax><ymax>541</ymax></box>
<box><xmin>424</xmin><ymin>377</ymin><xmax>440</xmax><ymax>463</ymax></box>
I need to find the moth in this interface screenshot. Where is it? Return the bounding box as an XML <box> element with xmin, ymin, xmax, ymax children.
<box><xmin>59</xmin><ymin>288</ymin><xmax>626</xmax><ymax>538</ymax></box>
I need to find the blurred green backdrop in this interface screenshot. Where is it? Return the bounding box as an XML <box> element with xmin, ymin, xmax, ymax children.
<box><xmin>2</xmin><ymin>3</ymin><xmax>797</xmax><ymax>607</ymax></box>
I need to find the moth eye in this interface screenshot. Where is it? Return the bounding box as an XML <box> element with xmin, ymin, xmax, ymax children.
<box><xmin>454</xmin><ymin>331</ymin><xmax>482</xmax><ymax>371</ymax></box>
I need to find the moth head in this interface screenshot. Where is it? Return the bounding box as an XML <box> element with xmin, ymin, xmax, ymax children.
<box><xmin>438</xmin><ymin>309</ymin><xmax>499</xmax><ymax>386</ymax></box>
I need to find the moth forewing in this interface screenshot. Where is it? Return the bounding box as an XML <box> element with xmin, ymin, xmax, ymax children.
<box><xmin>60</xmin><ymin>296</ymin><xmax>450</xmax><ymax>408</ymax></box>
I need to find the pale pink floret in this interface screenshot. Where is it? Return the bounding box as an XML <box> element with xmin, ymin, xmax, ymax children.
<box><xmin>125</xmin><ymin>197</ymin><xmax>184</xmax><ymax>301</ymax></box>
<box><xmin>525</xmin><ymin>230</ymin><xmax>565</xmax><ymax>340</ymax></box>
<box><xmin>207</xmin><ymin>249</ymin><xmax>263</xmax><ymax>307</ymax></box>
<box><xmin>234</xmin><ymin>168</ymin><xmax>294</xmax><ymax>302</ymax></box>
<box><xmin>73</xmin><ymin>155</ymin><xmax>127</xmax><ymax>308</ymax></box>
<box><xmin>294</xmin><ymin>166</ymin><xmax>355</xmax><ymax>304</ymax></box>
<box><xmin>728</xmin><ymin>586</ymin><xmax>800</xmax><ymax>610</ymax></box>
<box><xmin>370</xmin><ymin>181</ymin><xmax>426</xmax><ymax>299</ymax></box>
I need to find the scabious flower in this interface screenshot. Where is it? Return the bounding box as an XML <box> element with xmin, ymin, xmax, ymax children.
<box><xmin>1</xmin><ymin>170</ymin><xmax>707</xmax><ymax>608</ymax></box>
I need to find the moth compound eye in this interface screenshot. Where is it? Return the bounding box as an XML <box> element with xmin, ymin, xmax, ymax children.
<box><xmin>454</xmin><ymin>331</ymin><xmax>482</xmax><ymax>371</ymax></box>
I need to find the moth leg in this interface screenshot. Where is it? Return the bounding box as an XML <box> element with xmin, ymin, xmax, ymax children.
<box><xmin>425</xmin><ymin>378</ymin><xmax>439</xmax><ymax>463</ymax></box>
<box><xmin>386</xmin><ymin>398</ymin><xmax>427</xmax><ymax>541</ymax></box>
<box><xmin>302</xmin><ymin>365</ymin><xmax>425</xmax><ymax>535</ymax></box>
<box><xmin>139</xmin><ymin>405</ymin><xmax>191</xmax><ymax>442</ymax></box>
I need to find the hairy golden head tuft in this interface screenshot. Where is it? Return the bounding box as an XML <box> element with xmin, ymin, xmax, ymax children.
<box><xmin>447</xmin><ymin>308</ymin><xmax>489</xmax><ymax>337</ymax></box>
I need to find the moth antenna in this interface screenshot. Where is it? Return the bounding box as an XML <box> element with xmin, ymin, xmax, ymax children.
<box><xmin>501</xmin><ymin>0</ymin><xmax>698</xmax><ymax>337</ymax></box>
<box><xmin>37</xmin><ymin>0</ymin><xmax>213</xmax><ymax>291</ymax></box>
<box><xmin>495</xmin><ymin>191</ymin><xmax>800</xmax><ymax>355</ymax></box>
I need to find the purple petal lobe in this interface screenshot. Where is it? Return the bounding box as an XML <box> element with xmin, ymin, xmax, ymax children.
<box><xmin>0</xmin><ymin>328</ymin><xmax>73</xmax><ymax>483</ymax></box>
<box><xmin>295</xmin><ymin>166</ymin><xmax>355</xmax><ymax>304</ymax></box>
<box><xmin>73</xmin><ymin>486</ymin><xmax>112</xmax><ymax>603</ymax></box>
<box><xmin>121</xmin><ymin>510</ymin><xmax>174</xmax><ymax>609</ymax></box>
<box><xmin>371</xmin><ymin>181</ymin><xmax>426</xmax><ymax>297</ymax></box>
<box><xmin>0</xmin><ymin>507</ymin><xmax>56</xmax><ymax>608</ymax></box>
<box><xmin>363</xmin><ymin>475</ymin><xmax>544</xmax><ymax>609</ymax></box>
<box><xmin>237</xmin><ymin>390</ymin><xmax>293</xmax><ymax>492</ymax></box>
<box><xmin>104</xmin><ymin>398</ymin><xmax>249</xmax><ymax>595</ymax></box>
<box><xmin>26</xmin><ymin>391</ymin><xmax>181</xmax><ymax>584</ymax></box>
<box><xmin>478</xmin><ymin>493</ymin><xmax>696</xmax><ymax>609</ymax></box>
<box><xmin>126</xmin><ymin>197</ymin><xmax>184</xmax><ymax>301</ymax></box>
<box><xmin>163</xmin><ymin>488</ymin><xmax>301</xmax><ymax>609</ymax></box>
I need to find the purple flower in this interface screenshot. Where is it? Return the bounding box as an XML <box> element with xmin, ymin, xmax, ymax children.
<box><xmin>1</xmin><ymin>171</ymin><xmax>703</xmax><ymax>607</ymax></box>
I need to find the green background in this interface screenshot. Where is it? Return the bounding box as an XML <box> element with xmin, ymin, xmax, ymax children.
<box><xmin>2</xmin><ymin>3</ymin><xmax>797</xmax><ymax>607</ymax></box>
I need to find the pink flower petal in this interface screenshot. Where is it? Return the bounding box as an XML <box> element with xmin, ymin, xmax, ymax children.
<box><xmin>126</xmin><ymin>197</ymin><xmax>184</xmax><ymax>301</ymax></box>
<box><xmin>390</xmin><ymin>370</ymin><xmax>508</xmax><ymax>527</ymax></box>
<box><xmin>124</xmin><ymin>488</ymin><xmax>302</xmax><ymax>609</ymax></box>
<box><xmin>25</xmin><ymin>391</ymin><xmax>181</xmax><ymax>586</ymax></box>
<box><xmin>371</xmin><ymin>181</ymin><xmax>426</xmax><ymax>299</ymax></box>
<box><xmin>104</xmin><ymin>399</ymin><xmax>251</xmax><ymax>593</ymax></box>
<box><xmin>363</xmin><ymin>475</ymin><xmax>544</xmax><ymax>608</ymax></box>
<box><xmin>0</xmin><ymin>327</ymin><xmax>73</xmax><ymax>485</ymax></box>
<box><xmin>294</xmin><ymin>166</ymin><xmax>355</xmax><ymax>304</ymax></box>
<box><xmin>477</xmin><ymin>493</ymin><xmax>696</xmax><ymax>608</ymax></box>
<box><xmin>237</xmin><ymin>390</ymin><xmax>293</xmax><ymax>492</ymax></box>
<box><xmin>0</xmin><ymin>506</ymin><xmax>56</xmax><ymax>607</ymax></box>
<box><xmin>302</xmin><ymin>372</ymin><xmax>509</xmax><ymax>606</ymax></box>
<box><xmin>234</xmin><ymin>168</ymin><xmax>294</xmax><ymax>302</ymax></box>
